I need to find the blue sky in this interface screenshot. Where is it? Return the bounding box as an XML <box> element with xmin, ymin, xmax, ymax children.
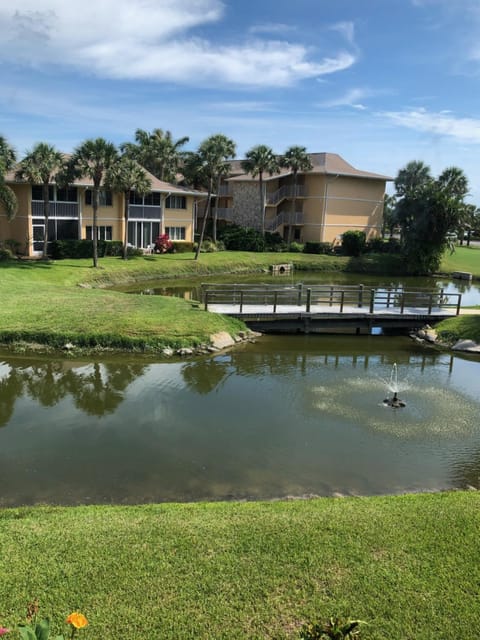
<box><xmin>1</xmin><ymin>0</ymin><xmax>480</xmax><ymax>199</ymax></box>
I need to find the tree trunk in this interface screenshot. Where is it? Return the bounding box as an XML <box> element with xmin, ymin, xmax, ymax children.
<box><xmin>123</xmin><ymin>190</ymin><xmax>129</xmax><ymax>260</ymax></box>
<box><xmin>194</xmin><ymin>181</ymin><xmax>212</xmax><ymax>261</ymax></box>
<box><xmin>213</xmin><ymin>175</ymin><xmax>220</xmax><ymax>244</ymax></box>
<box><xmin>93</xmin><ymin>186</ymin><xmax>99</xmax><ymax>268</ymax></box>
<box><xmin>42</xmin><ymin>182</ymin><xmax>50</xmax><ymax>259</ymax></box>
<box><xmin>259</xmin><ymin>172</ymin><xmax>265</xmax><ymax>236</ymax></box>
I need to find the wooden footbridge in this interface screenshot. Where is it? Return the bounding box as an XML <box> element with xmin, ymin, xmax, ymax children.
<box><xmin>202</xmin><ymin>283</ymin><xmax>462</xmax><ymax>334</ymax></box>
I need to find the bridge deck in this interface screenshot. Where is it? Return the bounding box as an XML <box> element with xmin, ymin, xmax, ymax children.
<box><xmin>206</xmin><ymin>302</ymin><xmax>457</xmax><ymax>317</ymax></box>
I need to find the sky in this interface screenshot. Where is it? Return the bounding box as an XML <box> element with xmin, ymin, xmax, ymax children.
<box><xmin>1</xmin><ymin>0</ymin><xmax>480</xmax><ymax>199</ymax></box>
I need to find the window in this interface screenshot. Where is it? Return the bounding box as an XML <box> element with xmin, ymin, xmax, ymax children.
<box><xmin>56</xmin><ymin>187</ymin><xmax>78</xmax><ymax>202</ymax></box>
<box><xmin>165</xmin><ymin>227</ymin><xmax>186</xmax><ymax>241</ymax></box>
<box><xmin>129</xmin><ymin>192</ymin><xmax>161</xmax><ymax>206</ymax></box>
<box><xmin>32</xmin><ymin>186</ymin><xmax>77</xmax><ymax>202</ymax></box>
<box><xmin>86</xmin><ymin>226</ymin><xmax>113</xmax><ymax>241</ymax></box>
<box><xmin>165</xmin><ymin>195</ymin><xmax>186</xmax><ymax>209</ymax></box>
<box><xmin>85</xmin><ymin>190</ymin><xmax>113</xmax><ymax>206</ymax></box>
<box><xmin>32</xmin><ymin>185</ymin><xmax>54</xmax><ymax>201</ymax></box>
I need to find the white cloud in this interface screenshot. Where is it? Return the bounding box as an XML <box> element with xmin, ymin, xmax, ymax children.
<box><xmin>318</xmin><ymin>88</ymin><xmax>371</xmax><ymax>110</ymax></box>
<box><xmin>380</xmin><ymin>108</ymin><xmax>480</xmax><ymax>143</ymax></box>
<box><xmin>330</xmin><ymin>21</ymin><xmax>355</xmax><ymax>46</ymax></box>
<box><xmin>0</xmin><ymin>0</ymin><xmax>356</xmax><ymax>88</ymax></box>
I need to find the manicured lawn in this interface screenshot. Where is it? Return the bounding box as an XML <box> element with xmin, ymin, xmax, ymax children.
<box><xmin>0</xmin><ymin>252</ymin><xmax>403</xmax><ymax>351</ymax></box>
<box><xmin>435</xmin><ymin>314</ymin><xmax>480</xmax><ymax>343</ymax></box>
<box><xmin>0</xmin><ymin>247</ymin><xmax>477</xmax><ymax>351</ymax></box>
<box><xmin>440</xmin><ymin>245</ymin><xmax>480</xmax><ymax>278</ymax></box>
<box><xmin>1</xmin><ymin>493</ymin><xmax>480</xmax><ymax>640</ymax></box>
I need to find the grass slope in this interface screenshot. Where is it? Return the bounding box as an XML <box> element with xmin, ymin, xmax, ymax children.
<box><xmin>1</xmin><ymin>493</ymin><xmax>480</xmax><ymax>640</ymax></box>
<box><xmin>440</xmin><ymin>245</ymin><xmax>480</xmax><ymax>278</ymax></box>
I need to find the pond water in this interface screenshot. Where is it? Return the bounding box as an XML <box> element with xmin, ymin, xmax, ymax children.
<box><xmin>113</xmin><ymin>271</ymin><xmax>480</xmax><ymax>306</ymax></box>
<box><xmin>1</xmin><ymin>335</ymin><xmax>479</xmax><ymax>507</ymax></box>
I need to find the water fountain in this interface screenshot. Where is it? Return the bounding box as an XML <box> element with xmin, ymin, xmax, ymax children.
<box><xmin>383</xmin><ymin>363</ymin><xmax>406</xmax><ymax>408</ymax></box>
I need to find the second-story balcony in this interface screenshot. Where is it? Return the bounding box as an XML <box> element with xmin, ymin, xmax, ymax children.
<box><xmin>266</xmin><ymin>185</ymin><xmax>307</xmax><ymax>205</ymax></box>
<box><xmin>32</xmin><ymin>201</ymin><xmax>79</xmax><ymax>218</ymax></box>
<box><xmin>128</xmin><ymin>205</ymin><xmax>162</xmax><ymax>220</ymax></box>
<box><xmin>266</xmin><ymin>211</ymin><xmax>304</xmax><ymax>231</ymax></box>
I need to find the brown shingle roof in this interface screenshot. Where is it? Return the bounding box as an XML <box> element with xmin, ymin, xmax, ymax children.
<box><xmin>227</xmin><ymin>152</ymin><xmax>392</xmax><ymax>182</ymax></box>
<box><xmin>5</xmin><ymin>160</ymin><xmax>204</xmax><ymax>196</ymax></box>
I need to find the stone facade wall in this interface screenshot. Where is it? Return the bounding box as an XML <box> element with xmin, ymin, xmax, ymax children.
<box><xmin>231</xmin><ymin>182</ymin><xmax>262</xmax><ymax>230</ymax></box>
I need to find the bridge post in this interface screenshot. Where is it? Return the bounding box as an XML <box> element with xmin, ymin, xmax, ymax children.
<box><xmin>240</xmin><ymin>291</ymin><xmax>244</xmax><ymax>313</ymax></box>
<box><xmin>204</xmin><ymin>290</ymin><xmax>209</xmax><ymax>311</ymax></box>
<box><xmin>329</xmin><ymin>286</ymin><xmax>334</xmax><ymax>307</ymax></box>
<box><xmin>273</xmin><ymin>291</ymin><xmax>278</xmax><ymax>313</ymax></box>
<box><xmin>306</xmin><ymin>288</ymin><xmax>312</xmax><ymax>313</ymax></box>
<box><xmin>456</xmin><ymin>294</ymin><xmax>462</xmax><ymax>315</ymax></box>
<box><xmin>340</xmin><ymin>291</ymin><xmax>345</xmax><ymax>312</ymax></box>
<box><xmin>428</xmin><ymin>293</ymin><xmax>433</xmax><ymax>314</ymax></box>
<box><xmin>369</xmin><ymin>289</ymin><xmax>375</xmax><ymax>313</ymax></box>
<box><xmin>297</xmin><ymin>283</ymin><xmax>303</xmax><ymax>305</ymax></box>
<box><xmin>358</xmin><ymin>284</ymin><xmax>364</xmax><ymax>308</ymax></box>
<box><xmin>400</xmin><ymin>292</ymin><xmax>405</xmax><ymax>313</ymax></box>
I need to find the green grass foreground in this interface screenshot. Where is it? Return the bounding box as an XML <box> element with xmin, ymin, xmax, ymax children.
<box><xmin>1</xmin><ymin>493</ymin><xmax>480</xmax><ymax>639</ymax></box>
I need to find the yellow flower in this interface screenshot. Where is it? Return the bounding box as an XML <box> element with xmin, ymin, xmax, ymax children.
<box><xmin>66</xmin><ymin>613</ymin><xmax>88</xmax><ymax>629</ymax></box>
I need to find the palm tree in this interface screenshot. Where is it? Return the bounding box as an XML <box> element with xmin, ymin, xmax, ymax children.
<box><xmin>194</xmin><ymin>134</ymin><xmax>236</xmax><ymax>260</ymax></box>
<box><xmin>15</xmin><ymin>143</ymin><xmax>64</xmax><ymax>258</ymax></box>
<box><xmin>241</xmin><ymin>145</ymin><xmax>280</xmax><ymax>236</ymax></box>
<box><xmin>105</xmin><ymin>156</ymin><xmax>152</xmax><ymax>260</ymax></box>
<box><xmin>281</xmin><ymin>146</ymin><xmax>312</xmax><ymax>243</ymax></box>
<box><xmin>437</xmin><ymin>166</ymin><xmax>469</xmax><ymax>199</ymax></box>
<box><xmin>394</xmin><ymin>160</ymin><xmax>432</xmax><ymax>198</ymax></box>
<box><xmin>0</xmin><ymin>136</ymin><xmax>17</xmax><ymax>221</ymax></box>
<box><xmin>122</xmin><ymin>128</ymin><xmax>189</xmax><ymax>183</ymax></box>
<box><xmin>67</xmin><ymin>138</ymin><xmax>118</xmax><ymax>267</ymax></box>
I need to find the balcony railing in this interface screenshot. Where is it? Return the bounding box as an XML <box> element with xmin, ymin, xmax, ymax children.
<box><xmin>128</xmin><ymin>205</ymin><xmax>162</xmax><ymax>220</ymax></box>
<box><xmin>212</xmin><ymin>207</ymin><xmax>235</xmax><ymax>221</ymax></box>
<box><xmin>217</xmin><ymin>184</ymin><xmax>231</xmax><ymax>196</ymax></box>
<box><xmin>32</xmin><ymin>201</ymin><xmax>79</xmax><ymax>218</ymax></box>
<box><xmin>266</xmin><ymin>211</ymin><xmax>304</xmax><ymax>231</ymax></box>
<box><xmin>266</xmin><ymin>185</ymin><xmax>306</xmax><ymax>205</ymax></box>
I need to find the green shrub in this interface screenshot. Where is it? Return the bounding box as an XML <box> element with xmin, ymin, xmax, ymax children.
<box><xmin>341</xmin><ymin>230</ymin><xmax>366</xmax><ymax>257</ymax></box>
<box><xmin>4</xmin><ymin>238</ymin><xmax>21</xmax><ymax>254</ymax></box>
<box><xmin>289</xmin><ymin>241</ymin><xmax>304</xmax><ymax>253</ymax></box>
<box><xmin>171</xmin><ymin>241</ymin><xmax>195</xmax><ymax>253</ymax></box>
<box><xmin>303</xmin><ymin>241</ymin><xmax>332</xmax><ymax>255</ymax></box>
<box><xmin>265</xmin><ymin>231</ymin><xmax>287</xmax><ymax>252</ymax></box>
<box><xmin>49</xmin><ymin>240</ymin><xmax>127</xmax><ymax>259</ymax></box>
<box><xmin>365</xmin><ymin>237</ymin><xmax>386</xmax><ymax>253</ymax></box>
<box><xmin>0</xmin><ymin>247</ymin><xmax>14</xmax><ymax>261</ymax></box>
<box><xmin>219</xmin><ymin>225</ymin><xmax>266</xmax><ymax>252</ymax></box>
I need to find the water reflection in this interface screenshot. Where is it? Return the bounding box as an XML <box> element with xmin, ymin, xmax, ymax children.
<box><xmin>0</xmin><ymin>337</ymin><xmax>479</xmax><ymax>506</ymax></box>
<box><xmin>0</xmin><ymin>359</ymin><xmax>147</xmax><ymax>426</ymax></box>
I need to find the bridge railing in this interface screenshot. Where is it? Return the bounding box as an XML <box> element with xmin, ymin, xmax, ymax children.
<box><xmin>202</xmin><ymin>283</ymin><xmax>462</xmax><ymax>315</ymax></box>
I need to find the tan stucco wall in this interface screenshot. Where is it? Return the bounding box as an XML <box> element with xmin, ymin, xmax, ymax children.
<box><xmin>297</xmin><ymin>174</ymin><xmax>385</xmax><ymax>243</ymax></box>
<box><xmin>81</xmin><ymin>191</ymin><xmax>122</xmax><ymax>239</ymax></box>
<box><xmin>163</xmin><ymin>205</ymin><xmax>194</xmax><ymax>241</ymax></box>
<box><xmin>0</xmin><ymin>184</ymin><xmax>32</xmax><ymax>254</ymax></box>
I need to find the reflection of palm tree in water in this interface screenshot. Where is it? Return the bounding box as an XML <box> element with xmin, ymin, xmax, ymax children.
<box><xmin>69</xmin><ymin>363</ymin><xmax>147</xmax><ymax>416</ymax></box>
<box><xmin>0</xmin><ymin>368</ymin><xmax>24</xmax><ymax>428</ymax></box>
<box><xmin>0</xmin><ymin>361</ymin><xmax>147</xmax><ymax>424</ymax></box>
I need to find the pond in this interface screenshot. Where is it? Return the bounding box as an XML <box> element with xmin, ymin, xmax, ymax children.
<box><xmin>1</xmin><ymin>335</ymin><xmax>479</xmax><ymax>507</ymax></box>
<box><xmin>112</xmin><ymin>271</ymin><xmax>480</xmax><ymax>306</ymax></box>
